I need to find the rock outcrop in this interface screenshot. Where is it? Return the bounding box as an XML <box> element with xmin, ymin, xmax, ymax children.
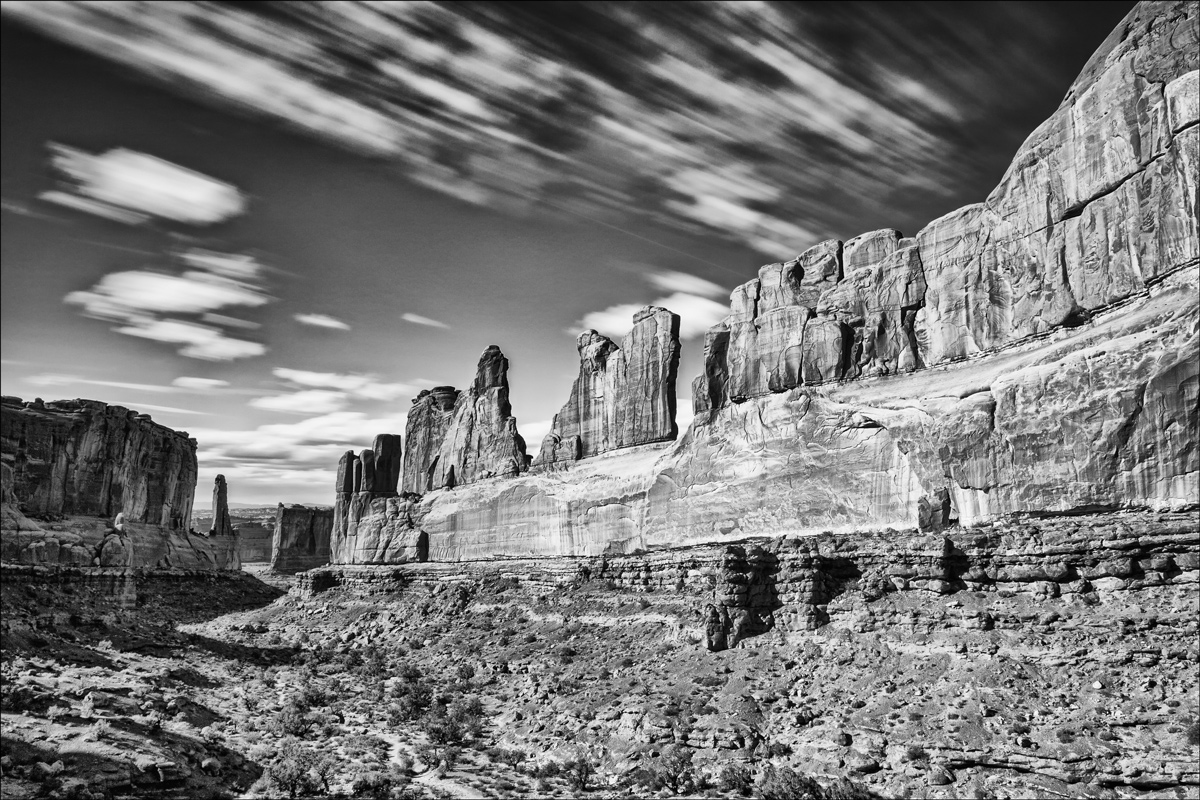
<box><xmin>696</xmin><ymin>2</ymin><xmax>1198</xmax><ymax>406</ymax></box>
<box><xmin>428</xmin><ymin>346</ymin><xmax>528</xmax><ymax>490</ymax></box>
<box><xmin>327</xmin><ymin>2</ymin><xmax>1198</xmax><ymax>565</ymax></box>
<box><xmin>269</xmin><ymin>504</ymin><xmax>334</xmax><ymax>574</ymax></box>
<box><xmin>0</xmin><ymin>396</ymin><xmax>237</xmax><ymax>569</ymax></box>
<box><xmin>401</xmin><ymin>387</ymin><xmax>459</xmax><ymax>494</ymax></box>
<box><xmin>533</xmin><ymin>307</ymin><xmax>681</xmax><ymax>468</ymax></box>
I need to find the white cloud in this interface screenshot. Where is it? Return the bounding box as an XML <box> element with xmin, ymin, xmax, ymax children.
<box><xmin>250</xmin><ymin>389</ymin><xmax>349</xmax><ymax>415</ymax></box>
<box><xmin>173</xmin><ymin>377</ymin><xmax>230</xmax><ymax>390</ymax></box>
<box><xmin>401</xmin><ymin>312</ymin><xmax>449</xmax><ymax>329</ymax></box>
<box><xmin>107</xmin><ymin>401</ymin><xmax>211</xmax><ymax>416</ymax></box>
<box><xmin>645</xmin><ymin>270</ymin><xmax>725</xmax><ymax>298</ymax></box>
<box><xmin>25</xmin><ymin>373</ymin><xmax>180</xmax><ymax>393</ymax></box>
<box><xmin>115</xmin><ymin>319</ymin><xmax>266</xmax><ymax>361</ymax></box>
<box><xmin>272</xmin><ymin>368</ymin><xmax>416</xmax><ymax>402</ymax></box>
<box><xmin>201</xmin><ymin>312</ymin><xmax>261</xmax><ymax>329</ymax></box>
<box><xmin>653</xmin><ymin>292</ymin><xmax>729</xmax><ymax>339</ymax></box>
<box><xmin>43</xmin><ymin>144</ymin><xmax>245</xmax><ymax>225</ymax></box>
<box><xmin>573</xmin><ymin>292</ymin><xmax>727</xmax><ymax>341</ymax></box>
<box><xmin>294</xmin><ymin>313</ymin><xmax>350</xmax><ymax>330</ymax></box>
<box><xmin>190</xmin><ymin>409</ymin><xmax>412</xmax><ymax>501</ymax></box>
<box><xmin>519</xmin><ymin>419</ymin><xmax>553</xmax><ymax>449</ymax></box>
<box><xmin>63</xmin><ymin>250</ymin><xmax>270</xmax><ymax>361</ymax></box>
<box><xmin>66</xmin><ymin>270</ymin><xmax>269</xmax><ymax>317</ymax></box>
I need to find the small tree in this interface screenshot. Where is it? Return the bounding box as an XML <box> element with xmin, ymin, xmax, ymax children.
<box><xmin>311</xmin><ymin>752</ymin><xmax>337</xmax><ymax>795</ymax></box>
<box><xmin>266</xmin><ymin>739</ymin><xmax>316</xmax><ymax>799</ymax></box>
<box><xmin>565</xmin><ymin>754</ymin><xmax>595</xmax><ymax>791</ymax></box>
<box><xmin>718</xmin><ymin>762</ymin><xmax>754</xmax><ymax>796</ymax></box>
<box><xmin>757</xmin><ymin>765</ymin><xmax>824</xmax><ymax>800</ymax></box>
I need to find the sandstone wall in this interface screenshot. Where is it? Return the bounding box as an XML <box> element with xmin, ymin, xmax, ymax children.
<box><xmin>533</xmin><ymin>306</ymin><xmax>681</xmax><ymax>468</ymax></box>
<box><xmin>269</xmin><ymin>503</ymin><xmax>334</xmax><ymax>574</ymax></box>
<box><xmin>0</xmin><ymin>396</ymin><xmax>238</xmax><ymax>570</ymax></box>
<box><xmin>695</xmin><ymin>2</ymin><xmax>1198</xmax><ymax>406</ymax></box>
<box><xmin>236</xmin><ymin>521</ymin><xmax>273</xmax><ymax>562</ymax></box>
<box><xmin>329</xmin><ymin>2</ymin><xmax>1198</xmax><ymax>564</ymax></box>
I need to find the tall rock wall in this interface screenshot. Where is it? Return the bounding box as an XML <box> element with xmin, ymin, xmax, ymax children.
<box><xmin>330</xmin><ymin>2</ymin><xmax>1197</xmax><ymax>564</ymax></box>
<box><xmin>534</xmin><ymin>306</ymin><xmax>681</xmax><ymax>467</ymax></box>
<box><xmin>0</xmin><ymin>396</ymin><xmax>238</xmax><ymax>569</ymax></box>
<box><xmin>696</xmin><ymin>2</ymin><xmax>1197</xmax><ymax>408</ymax></box>
<box><xmin>1</xmin><ymin>396</ymin><xmax>196</xmax><ymax>528</ymax></box>
<box><xmin>270</xmin><ymin>503</ymin><xmax>334</xmax><ymax>574</ymax></box>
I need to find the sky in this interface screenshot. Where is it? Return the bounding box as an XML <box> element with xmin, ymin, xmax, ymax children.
<box><xmin>0</xmin><ymin>1</ymin><xmax>1136</xmax><ymax>506</ymax></box>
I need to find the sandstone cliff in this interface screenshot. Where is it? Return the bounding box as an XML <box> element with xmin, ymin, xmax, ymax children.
<box><xmin>269</xmin><ymin>503</ymin><xmax>333</xmax><ymax>574</ymax></box>
<box><xmin>330</xmin><ymin>2</ymin><xmax>1197</xmax><ymax>564</ymax></box>
<box><xmin>401</xmin><ymin>387</ymin><xmax>457</xmax><ymax>494</ymax></box>
<box><xmin>0</xmin><ymin>396</ymin><xmax>237</xmax><ymax>569</ymax></box>
<box><xmin>533</xmin><ymin>306</ymin><xmax>681</xmax><ymax>468</ymax></box>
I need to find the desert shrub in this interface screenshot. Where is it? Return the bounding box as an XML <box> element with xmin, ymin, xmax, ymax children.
<box><xmin>416</xmin><ymin>743</ymin><xmax>461</xmax><ymax>773</ymax></box>
<box><xmin>275</xmin><ymin>700</ymin><xmax>315</xmax><ymax>737</ymax></box>
<box><xmin>351</xmin><ymin>770</ymin><xmax>395</xmax><ymax>800</ymax></box>
<box><xmin>564</xmin><ymin>754</ymin><xmax>595</xmax><ymax>790</ymax></box>
<box><xmin>718</xmin><ymin>762</ymin><xmax>754</xmax><ymax>795</ymax></box>
<box><xmin>424</xmin><ymin>695</ymin><xmax>485</xmax><ymax>744</ymax></box>
<box><xmin>903</xmin><ymin>744</ymin><xmax>928</xmax><ymax>762</ymax></box>
<box><xmin>310</xmin><ymin>752</ymin><xmax>337</xmax><ymax>795</ymax></box>
<box><xmin>637</xmin><ymin>598</ymin><xmax>651</xmax><ymax>610</ymax></box>
<box><xmin>487</xmin><ymin>747</ymin><xmax>526</xmax><ymax>767</ymax></box>
<box><xmin>1056</xmin><ymin>728</ymin><xmax>1076</xmax><ymax>743</ymax></box>
<box><xmin>1187</xmin><ymin>720</ymin><xmax>1200</xmax><ymax>746</ymax></box>
<box><xmin>757</xmin><ymin>765</ymin><xmax>825</xmax><ymax>800</ymax></box>
<box><xmin>455</xmin><ymin>663</ymin><xmax>476</xmax><ymax>682</ymax></box>
<box><xmin>266</xmin><ymin>738</ymin><xmax>316</xmax><ymax>799</ymax></box>
<box><xmin>634</xmin><ymin>745</ymin><xmax>697</xmax><ymax>794</ymax></box>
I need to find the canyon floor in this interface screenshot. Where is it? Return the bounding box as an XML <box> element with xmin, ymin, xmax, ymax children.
<box><xmin>2</xmin><ymin>513</ymin><xmax>1198</xmax><ymax>800</ymax></box>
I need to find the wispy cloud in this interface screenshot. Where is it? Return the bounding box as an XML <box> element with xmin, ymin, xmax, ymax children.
<box><xmin>250</xmin><ymin>389</ymin><xmax>348</xmax><ymax>415</ymax></box>
<box><xmin>25</xmin><ymin>374</ymin><xmax>182</xmax><ymax>393</ymax></box>
<box><xmin>63</xmin><ymin>248</ymin><xmax>270</xmax><ymax>361</ymax></box>
<box><xmin>572</xmin><ymin>269</ymin><xmax>729</xmax><ymax>340</ymax></box>
<box><xmin>172</xmin><ymin>376</ymin><xmax>230</xmax><ymax>390</ymax></box>
<box><xmin>189</xmin><ymin>409</ymin><xmax>412</xmax><ymax>502</ymax></box>
<box><xmin>273</xmin><ymin>368</ymin><xmax>416</xmax><ymax>402</ymax></box>
<box><xmin>401</xmin><ymin>312</ymin><xmax>449</xmax><ymax>329</ymax></box>
<box><xmin>294</xmin><ymin>313</ymin><xmax>350</xmax><ymax>331</ymax></box>
<box><xmin>107</xmin><ymin>401</ymin><xmax>211</xmax><ymax>416</ymax></box>
<box><xmin>41</xmin><ymin>144</ymin><xmax>245</xmax><ymax>225</ymax></box>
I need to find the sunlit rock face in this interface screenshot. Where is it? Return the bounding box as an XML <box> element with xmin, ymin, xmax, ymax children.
<box><xmin>269</xmin><ymin>503</ymin><xmax>333</xmax><ymax>574</ymax></box>
<box><xmin>427</xmin><ymin>346</ymin><xmax>528</xmax><ymax>489</ymax></box>
<box><xmin>401</xmin><ymin>387</ymin><xmax>458</xmax><ymax>494</ymax></box>
<box><xmin>331</xmin><ymin>2</ymin><xmax>1198</xmax><ymax>564</ymax></box>
<box><xmin>0</xmin><ymin>396</ymin><xmax>238</xmax><ymax>569</ymax></box>
<box><xmin>534</xmin><ymin>307</ymin><xmax>680</xmax><ymax>468</ymax></box>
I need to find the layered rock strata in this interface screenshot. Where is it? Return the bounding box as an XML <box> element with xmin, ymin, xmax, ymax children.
<box><xmin>0</xmin><ymin>396</ymin><xmax>237</xmax><ymax>570</ymax></box>
<box><xmin>332</xmin><ymin>433</ymin><xmax>425</xmax><ymax>565</ymax></box>
<box><xmin>330</xmin><ymin>2</ymin><xmax>1197</xmax><ymax>564</ymax></box>
<box><xmin>533</xmin><ymin>306</ymin><xmax>681</xmax><ymax>468</ymax></box>
<box><xmin>269</xmin><ymin>503</ymin><xmax>334</xmax><ymax>574</ymax></box>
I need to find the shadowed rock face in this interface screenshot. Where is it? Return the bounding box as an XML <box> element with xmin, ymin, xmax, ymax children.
<box><xmin>534</xmin><ymin>306</ymin><xmax>681</xmax><ymax>468</ymax></box>
<box><xmin>0</xmin><ymin>396</ymin><xmax>196</xmax><ymax>528</ymax></box>
<box><xmin>0</xmin><ymin>396</ymin><xmax>238</xmax><ymax>569</ymax></box>
<box><xmin>270</xmin><ymin>504</ymin><xmax>334</xmax><ymax>573</ymax></box>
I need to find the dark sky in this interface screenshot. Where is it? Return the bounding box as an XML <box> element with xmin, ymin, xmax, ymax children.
<box><xmin>0</xmin><ymin>1</ymin><xmax>1137</xmax><ymax>503</ymax></box>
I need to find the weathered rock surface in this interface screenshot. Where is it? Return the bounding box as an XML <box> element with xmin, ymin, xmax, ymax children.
<box><xmin>534</xmin><ymin>307</ymin><xmax>680</xmax><ymax>468</ymax></box>
<box><xmin>1</xmin><ymin>396</ymin><xmax>238</xmax><ymax>570</ymax></box>
<box><xmin>269</xmin><ymin>504</ymin><xmax>333</xmax><ymax>574</ymax></box>
<box><xmin>428</xmin><ymin>346</ymin><xmax>528</xmax><ymax>490</ymax></box>
<box><xmin>328</xmin><ymin>3</ymin><xmax>1198</xmax><ymax>564</ymax></box>
<box><xmin>235</xmin><ymin>521</ymin><xmax>272</xmax><ymax>562</ymax></box>
<box><xmin>695</xmin><ymin>2</ymin><xmax>1198</xmax><ymax>405</ymax></box>
<box><xmin>401</xmin><ymin>387</ymin><xmax>459</xmax><ymax>494</ymax></box>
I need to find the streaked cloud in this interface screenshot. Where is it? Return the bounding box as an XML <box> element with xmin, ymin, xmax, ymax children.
<box><xmin>25</xmin><ymin>373</ymin><xmax>181</xmax><ymax>393</ymax></box>
<box><xmin>401</xmin><ymin>312</ymin><xmax>449</xmax><ymax>329</ymax></box>
<box><xmin>106</xmin><ymin>401</ymin><xmax>211</xmax><ymax>416</ymax></box>
<box><xmin>172</xmin><ymin>376</ymin><xmax>230</xmax><ymax>390</ymax></box>
<box><xmin>0</xmin><ymin>2</ymin><xmax>1110</xmax><ymax>256</ymax></box>
<box><xmin>294</xmin><ymin>313</ymin><xmax>350</xmax><ymax>331</ymax></box>
<box><xmin>573</xmin><ymin>269</ymin><xmax>729</xmax><ymax>340</ymax></box>
<box><xmin>273</xmin><ymin>368</ymin><xmax>417</xmax><ymax>402</ymax></box>
<box><xmin>250</xmin><ymin>389</ymin><xmax>348</xmax><ymax>415</ymax></box>
<box><xmin>644</xmin><ymin>270</ymin><xmax>726</xmax><ymax>298</ymax></box>
<box><xmin>41</xmin><ymin>144</ymin><xmax>244</xmax><ymax>226</ymax></box>
<box><xmin>63</xmin><ymin>248</ymin><xmax>270</xmax><ymax>361</ymax></box>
